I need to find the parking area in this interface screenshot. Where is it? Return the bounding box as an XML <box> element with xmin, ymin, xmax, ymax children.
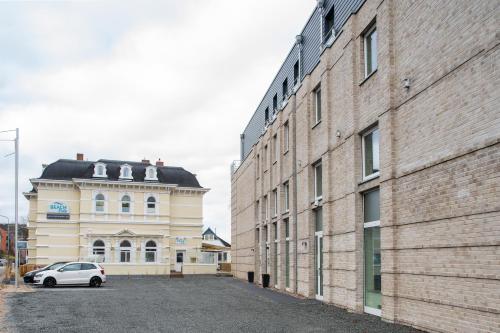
<box><xmin>3</xmin><ymin>276</ymin><xmax>421</xmax><ymax>333</ymax></box>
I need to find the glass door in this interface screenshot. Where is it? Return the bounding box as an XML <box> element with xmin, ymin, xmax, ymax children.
<box><xmin>315</xmin><ymin>232</ymin><xmax>323</xmax><ymax>300</ymax></box>
<box><xmin>363</xmin><ymin>189</ymin><xmax>381</xmax><ymax>316</ymax></box>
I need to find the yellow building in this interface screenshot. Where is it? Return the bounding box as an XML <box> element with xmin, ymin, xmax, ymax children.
<box><xmin>24</xmin><ymin>154</ymin><xmax>215</xmax><ymax>275</ymax></box>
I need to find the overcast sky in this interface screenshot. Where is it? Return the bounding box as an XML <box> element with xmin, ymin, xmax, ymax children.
<box><xmin>0</xmin><ymin>0</ymin><xmax>315</xmax><ymax>242</ymax></box>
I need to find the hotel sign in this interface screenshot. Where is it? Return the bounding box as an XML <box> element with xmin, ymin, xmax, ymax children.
<box><xmin>175</xmin><ymin>237</ymin><xmax>187</xmax><ymax>245</ymax></box>
<box><xmin>47</xmin><ymin>202</ymin><xmax>70</xmax><ymax>220</ymax></box>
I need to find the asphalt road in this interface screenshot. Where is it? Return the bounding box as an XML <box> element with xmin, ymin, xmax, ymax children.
<box><xmin>4</xmin><ymin>276</ymin><xmax>422</xmax><ymax>333</ymax></box>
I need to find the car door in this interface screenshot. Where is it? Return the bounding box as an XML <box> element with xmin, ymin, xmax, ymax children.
<box><xmin>79</xmin><ymin>263</ymin><xmax>96</xmax><ymax>283</ymax></box>
<box><xmin>57</xmin><ymin>263</ymin><xmax>81</xmax><ymax>284</ymax></box>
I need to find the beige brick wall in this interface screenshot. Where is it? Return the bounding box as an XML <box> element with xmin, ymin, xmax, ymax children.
<box><xmin>231</xmin><ymin>0</ymin><xmax>499</xmax><ymax>332</ymax></box>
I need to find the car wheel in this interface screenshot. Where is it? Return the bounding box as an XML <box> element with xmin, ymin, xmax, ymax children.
<box><xmin>90</xmin><ymin>276</ymin><xmax>102</xmax><ymax>288</ymax></box>
<box><xmin>43</xmin><ymin>277</ymin><xmax>56</xmax><ymax>288</ymax></box>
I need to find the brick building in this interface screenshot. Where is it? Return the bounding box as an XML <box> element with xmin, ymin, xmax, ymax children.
<box><xmin>230</xmin><ymin>0</ymin><xmax>499</xmax><ymax>332</ymax></box>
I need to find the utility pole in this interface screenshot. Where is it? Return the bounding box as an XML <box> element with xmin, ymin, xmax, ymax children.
<box><xmin>14</xmin><ymin>128</ymin><xmax>19</xmax><ymax>289</ymax></box>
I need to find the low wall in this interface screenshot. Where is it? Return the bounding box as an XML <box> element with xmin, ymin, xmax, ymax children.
<box><xmin>102</xmin><ymin>264</ymin><xmax>170</xmax><ymax>275</ymax></box>
<box><xmin>182</xmin><ymin>263</ymin><xmax>217</xmax><ymax>275</ymax></box>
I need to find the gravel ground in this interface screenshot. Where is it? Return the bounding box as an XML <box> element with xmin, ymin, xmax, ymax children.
<box><xmin>4</xmin><ymin>276</ymin><xmax>422</xmax><ymax>333</ymax></box>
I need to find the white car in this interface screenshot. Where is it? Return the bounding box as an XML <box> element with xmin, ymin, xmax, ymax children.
<box><xmin>34</xmin><ymin>262</ymin><xmax>106</xmax><ymax>288</ymax></box>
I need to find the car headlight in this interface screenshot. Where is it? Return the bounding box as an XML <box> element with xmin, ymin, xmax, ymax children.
<box><xmin>34</xmin><ymin>273</ymin><xmax>44</xmax><ymax>278</ymax></box>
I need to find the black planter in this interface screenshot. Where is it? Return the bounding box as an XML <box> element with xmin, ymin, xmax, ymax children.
<box><xmin>247</xmin><ymin>271</ymin><xmax>254</xmax><ymax>283</ymax></box>
<box><xmin>262</xmin><ymin>274</ymin><xmax>270</xmax><ymax>288</ymax></box>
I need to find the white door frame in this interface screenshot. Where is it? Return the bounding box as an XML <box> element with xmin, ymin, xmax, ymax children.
<box><xmin>175</xmin><ymin>250</ymin><xmax>186</xmax><ymax>272</ymax></box>
<box><xmin>364</xmin><ymin>219</ymin><xmax>381</xmax><ymax>316</ymax></box>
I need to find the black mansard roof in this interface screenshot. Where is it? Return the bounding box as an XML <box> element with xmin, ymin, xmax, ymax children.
<box><xmin>38</xmin><ymin>159</ymin><xmax>202</xmax><ymax>188</ymax></box>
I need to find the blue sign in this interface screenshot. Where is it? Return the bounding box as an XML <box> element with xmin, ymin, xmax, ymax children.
<box><xmin>48</xmin><ymin>202</ymin><xmax>69</xmax><ymax>214</ymax></box>
<box><xmin>47</xmin><ymin>202</ymin><xmax>70</xmax><ymax>219</ymax></box>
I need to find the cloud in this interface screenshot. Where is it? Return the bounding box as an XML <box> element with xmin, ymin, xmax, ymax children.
<box><xmin>0</xmin><ymin>0</ymin><xmax>315</xmax><ymax>241</ymax></box>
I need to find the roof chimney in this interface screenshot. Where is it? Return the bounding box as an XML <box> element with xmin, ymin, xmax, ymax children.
<box><xmin>141</xmin><ymin>158</ymin><xmax>150</xmax><ymax>164</ymax></box>
<box><xmin>76</xmin><ymin>153</ymin><xmax>84</xmax><ymax>161</ymax></box>
<box><xmin>156</xmin><ymin>159</ymin><xmax>164</xmax><ymax>167</ymax></box>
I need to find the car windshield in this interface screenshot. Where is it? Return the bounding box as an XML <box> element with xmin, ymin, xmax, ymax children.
<box><xmin>46</xmin><ymin>263</ymin><xmax>66</xmax><ymax>270</ymax></box>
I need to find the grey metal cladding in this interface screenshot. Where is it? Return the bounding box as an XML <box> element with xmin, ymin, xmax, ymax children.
<box><xmin>240</xmin><ymin>0</ymin><xmax>365</xmax><ymax>161</ymax></box>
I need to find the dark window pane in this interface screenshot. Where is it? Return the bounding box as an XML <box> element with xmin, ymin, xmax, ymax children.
<box><xmin>63</xmin><ymin>264</ymin><xmax>81</xmax><ymax>271</ymax></box>
<box><xmin>364</xmin><ymin>189</ymin><xmax>380</xmax><ymax>223</ymax></box>
<box><xmin>315</xmin><ymin>207</ymin><xmax>323</xmax><ymax>232</ymax></box>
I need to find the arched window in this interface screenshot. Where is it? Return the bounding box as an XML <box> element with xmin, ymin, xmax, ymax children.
<box><xmin>145</xmin><ymin>166</ymin><xmax>158</xmax><ymax>181</ymax></box>
<box><xmin>121</xmin><ymin>195</ymin><xmax>131</xmax><ymax>213</ymax></box>
<box><xmin>120</xmin><ymin>240</ymin><xmax>131</xmax><ymax>263</ymax></box>
<box><xmin>145</xmin><ymin>240</ymin><xmax>157</xmax><ymax>263</ymax></box>
<box><xmin>93</xmin><ymin>162</ymin><xmax>107</xmax><ymax>178</ymax></box>
<box><xmin>95</xmin><ymin>194</ymin><xmax>105</xmax><ymax>212</ymax></box>
<box><xmin>120</xmin><ymin>164</ymin><xmax>133</xmax><ymax>180</ymax></box>
<box><xmin>93</xmin><ymin>240</ymin><xmax>105</xmax><ymax>262</ymax></box>
<box><xmin>147</xmin><ymin>196</ymin><xmax>156</xmax><ymax>213</ymax></box>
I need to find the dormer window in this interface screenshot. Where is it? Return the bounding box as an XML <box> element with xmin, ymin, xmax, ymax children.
<box><xmin>93</xmin><ymin>163</ymin><xmax>107</xmax><ymax>178</ymax></box>
<box><xmin>145</xmin><ymin>166</ymin><xmax>158</xmax><ymax>181</ymax></box>
<box><xmin>119</xmin><ymin>164</ymin><xmax>133</xmax><ymax>180</ymax></box>
<box><xmin>324</xmin><ymin>6</ymin><xmax>335</xmax><ymax>43</ymax></box>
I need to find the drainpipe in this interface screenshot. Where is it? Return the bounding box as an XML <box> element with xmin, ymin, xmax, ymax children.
<box><xmin>292</xmin><ymin>85</ymin><xmax>299</xmax><ymax>294</ymax></box>
<box><xmin>292</xmin><ymin>32</ymin><xmax>304</xmax><ymax>294</ymax></box>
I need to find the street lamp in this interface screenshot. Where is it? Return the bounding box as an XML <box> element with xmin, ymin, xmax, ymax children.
<box><xmin>0</xmin><ymin>128</ymin><xmax>19</xmax><ymax>288</ymax></box>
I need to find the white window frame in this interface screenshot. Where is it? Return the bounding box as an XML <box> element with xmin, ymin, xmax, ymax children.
<box><xmin>273</xmin><ymin>134</ymin><xmax>278</xmax><ymax>162</ymax></box>
<box><xmin>314</xmin><ymin>161</ymin><xmax>323</xmax><ymax>201</ymax></box>
<box><xmin>120</xmin><ymin>194</ymin><xmax>132</xmax><ymax>214</ymax></box>
<box><xmin>119</xmin><ymin>240</ymin><xmax>131</xmax><ymax>263</ymax></box>
<box><xmin>145</xmin><ymin>166</ymin><xmax>158</xmax><ymax>181</ymax></box>
<box><xmin>264</xmin><ymin>195</ymin><xmax>269</xmax><ymax>221</ymax></box>
<box><xmin>364</xmin><ymin>24</ymin><xmax>377</xmax><ymax>78</ymax></box>
<box><xmin>361</xmin><ymin>126</ymin><xmax>380</xmax><ymax>181</ymax></box>
<box><xmin>94</xmin><ymin>192</ymin><xmax>106</xmax><ymax>213</ymax></box>
<box><xmin>272</xmin><ymin>189</ymin><xmax>278</xmax><ymax>217</ymax></box>
<box><xmin>256</xmin><ymin>154</ymin><xmax>260</xmax><ymax>176</ymax></box>
<box><xmin>314</xmin><ymin>86</ymin><xmax>322</xmax><ymax>124</ymax></box>
<box><xmin>93</xmin><ymin>162</ymin><xmax>107</xmax><ymax>178</ymax></box>
<box><xmin>145</xmin><ymin>195</ymin><xmax>158</xmax><ymax>215</ymax></box>
<box><xmin>363</xmin><ymin>188</ymin><xmax>381</xmax><ymax>316</ymax></box>
<box><xmin>284</xmin><ymin>122</ymin><xmax>289</xmax><ymax>153</ymax></box>
<box><xmin>144</xmin><ymin>240</ymin><xmax>157</xmax><ymax>263</ymax></box>
<box><xmin>119</xmin><ymin>164</ymin><xmax>133</xmax><ymax>180</ymax></box>
<box><xmin>283</xmin><ymin>181</ymin><xmax>289</xmax><ymax>212</ymax></box>
<box><xmin>263</xmin><ymin>145</ymin><xmax>268</xmax><ymax>169</ymax></box>
<box><xmin>92</xmin><ymin>240</ymin><xmax>106</xmax><ymax>262</ymax></box>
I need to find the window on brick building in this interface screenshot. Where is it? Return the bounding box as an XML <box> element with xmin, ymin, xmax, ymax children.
<box><xmin>324</xmin><ymin>6</ymin><xmax>335</xmax><ymax>42</ymax></box>
<box><xmin>293</xmin><ymin>61</ymin><xmax>299</xmax><ymax>86</ymax></box>
<box><xmin>283</xmin><ymin>181</ymin><xmax>290</xmax><ymax>212</ymax></box>
<box><xmin>282</xmin><ymin>78</ymin><xmax>288</xmax><ymax>101</ymax></box>
<box><xmin>314</xmin><ymin>85</ymin><xmax>322</xmax><ymax>124</ymax></box>
<box><xmin>272</xmin><ymin>188</ymin><xmax>278</xmax><ymax>217</ymax></box>
<box><xmin>273</xmin><ymin>134</ymin><xmax>278</xmax><ymax>162</ymax></box>
<box><xmin>264</xmin><ymin>145</ymin><xmax>268</xmax><ymax>169</ymax></box>
<box><xmin>364</xmin><ymin>23</ymin><xmax>377</xmax><ymax>77</ymax></box>
<box><xmin>256</xmin><ymin>154</ymin><xmax>260</xmax><ymax>176</ymax></box>
<box><xmin>273</xmin><ymin>94</ymin><xmax>278</xmax><ymax>111</ymax></box>
<box><xmin>264</xmin><ymin>195</ymin><xmax>269</xmax><ymax>220</ymax></box>
<box><xmin>284</xmin><ymin>121</ymin><xmax>289</xmax><ymax>153</ymax></box>
<box><xmin>362</xmin><ymin>126</ymin><xmax>380</xmax><ymax>180</ymax></box>
<box><xmin>314</xmin><ymin>161</ymin><xmax>323</xmax><ymax>200</ymax></box>
<box><xmin>265</xmin><ymin>107</ymin><xmax>269</xmax><ymax>124</ymax></box>
<box><xmin>363</xmin><ymin>188</ymin><xmax>381</xmax><ymax>314</ymax></box>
